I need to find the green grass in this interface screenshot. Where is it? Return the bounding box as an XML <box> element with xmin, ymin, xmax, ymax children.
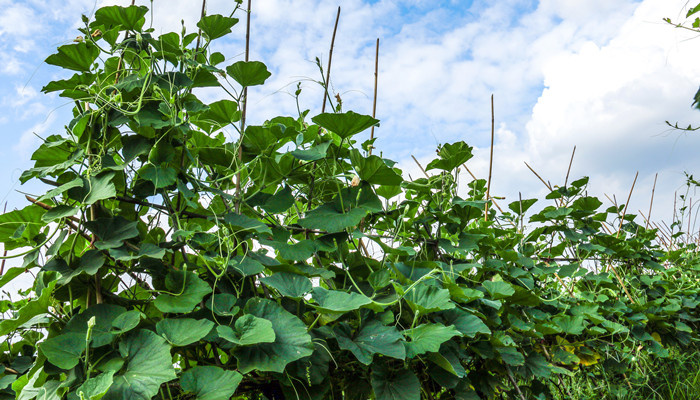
<box><xmin>552</xmin><ymin>349</ymin><xmax>700</xmax><ymax>399</ymax></box>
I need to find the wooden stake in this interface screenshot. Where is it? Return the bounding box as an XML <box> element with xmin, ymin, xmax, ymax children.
<box><xmin>485</xmin><ymin>94</ymin><xmax>494</xmax><ymax>221</ymax></box>
<box><xmin>524</xmin><ymin>162</ymin><xmax>553</xmax><ymax>191</ymax></box>
<box><xmin>411</xmin><ymin>155</ymin><xmax>430</xmax><ymax>179</ymax></box>
<box><xmin>564</xmin><ymin>145</ymin><xmax>576</xmax><ymax>187</ymax></box>
<box><xmin>616</xmin><ymin>171</ymin><xmax>638</xmax><ymax>238</ymax></box>
<box><xmin>321</xmin><ymin>7</ymin><xmax>341</xmax><ymax>113</ymax></box>
<box><xmin>646</xmin><ymin>173</ymin><xmax>658</xmax><ymax>229</ymax></box>
<box><xmin>235</xmin><ymin>0</ymin><xmax>251</xmax><ymax>213</ymax></box>
<box><xmin>369</xmin><ymin>38</ymin><xmax>379</xmax><ymax>155</ymax></box>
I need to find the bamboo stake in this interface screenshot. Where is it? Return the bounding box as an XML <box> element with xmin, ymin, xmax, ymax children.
<box><xmin>524</xmin><ymin>162</ymin><xmax>553</xmax><ymax>191</ymax></box>
<box><xmin>616</xmin><ymin>171</ymin><xmax>638</xmax><ymax>237</ymax></box>
<box><xmin>369</xmin><ymin>38</ymin><xmax>379</xmax><ymax>155</ymax></box>
<box><xmin>235</xmin><ymin>0</ymin><xmax>251</xmax><ymax>213</ymax></box>
<box><xmin>564</xmin><ymin>145</ymin><xmax>576</xmax><ymax>187</ymax></box>
<box><xmin>195</xmin><ymin>0</ymin><xmax>207</xmax><ymax>53</ymax></box>
<box><xmin>485</xmin><ymin>94</ymin><xmax>494</xmax><ymax>221</ymax></box>
<box><xmin>411</xmin><ymin>155</ymin><xmax>430</xmax><ymax>179</ymax></box>
<box><xmin>0</xmin><ymin>203</ymin><xmax>6</xmax><ymax>276</ymax></box>
<box><xmin>321</xmin><ymin>7</ymin><xmax>341</xmax><ymax>113</ymax></box>
<box><xmin>646</xmin><ymin>173</ymin><xmax>658</xmax><ymax>229</ymax></box>
<box><xmin>505</xmin><ymin>365</ymin><xmax>527</xmax><ymax>400</ymax></box>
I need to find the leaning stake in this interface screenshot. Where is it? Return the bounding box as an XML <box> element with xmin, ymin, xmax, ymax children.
<box><xmin>485</xmin><ymin>94</ymin><xmax>494</xmax><ymax>221</ymax></box>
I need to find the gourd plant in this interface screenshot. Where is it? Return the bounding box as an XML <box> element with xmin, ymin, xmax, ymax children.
<box><xmin>0</xmin><ymin>3</ymin><xmax>699</xmax><ymax>400</ymax></box>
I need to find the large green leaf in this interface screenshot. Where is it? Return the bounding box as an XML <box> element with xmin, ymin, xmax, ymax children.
<box><xmin>260</xmin><ymin>272</ymin><xmax>312</xmax><ymax>298</ymax></box>
<box><xmin>84</xmin><ymin>216</ymin><xmax>139</xmax><ymax>250</ymax></box>
<box><xmin>93</xmin><ymin>5</ymin><xmax>148</xmax><ymax>31</ymax></box>
<box><xmin>192</xmin><ymin>100</ymin><xmax>240</xmax><ymax>132</ymax></box>
<box><xmin>311</xmin><ymin>287</ymin><xmax>372</xmax><ymax>313</ymax></box>
<box><xmin>140</xmin><ymin>164</ymin><xmax>176</xmax><ymax>189</ymax></box>
<box><xmin>403</xmin><ymin>323</ymin><xmax>460</xmax><ymax>358</ymax></box>
<box><xmin>226</xmin><ymin>61</ymin><xmax>271</xmax><ymax>87</ymax></box>
<box><xmin>404</xmin><ymin>283</ymin><xmax>455</xmax><ymax>314</ymax></box>
<box><xmin>45</xmin><ymin>42</ymin><xmax>99</xmax><ymax>72</ymax></box>
<box><xmin>371</xmin><ymin>363</ymin><xmax>420</xmax><ymax>400</ymax></box>
<box><xmin>298</xmin><ymin>203</ymin><xmax>368</xmax><ymax>233</ymax></box>
<box><xmin>439</xmin><ymin>309</ymin><xmax>490</xmax><ymax>338</ymax></box>
<box><xmin>156</xmin><ymin>318</ymin><xmax>214</xmax><ymax>346</ymax></box>
<box><xmin>40</xmin><ymin>333</ymin><xmax>86</xmax><ymax>369</ymax></box>
<box><xmin>197</xmin><ymin>14</ymin><xmax>239</xmax><ymax>41</ymax></box>
<box><xmin>66</xmin><ymin>172</ymin><xmax>117</xmax><ymax>205</ymax></box>
<box><xmin>76</xmin><ymin>371</ymin><xmax>115</xmax><ymax>400</ymax></box>
<box><xmin>482</xmin><ymin>281</ymin><xmax>515</xmax><ymax>300</ymax></box>
<box><xmin>335</xmin><ymin>320</ymin><xmax>406</xmax><ymax>365</ymax></box>
<box><xmin>0</xmin><ymin>281</ymin><xmax>55</xmax><ymax>336</ymax></box>
<box><xmin>350</xmin><ymin>150</ymin><xmax>403</xmax><ymax>186</ymax></box>
<box><xmin>180</xmin><ymin>366</ymin><xmax>243</xmax><ymax>400</ymax></box>
<box><xmin>290</xmin><ymin>141</ymin><xmax>331</xmax><ymax>161</ymax></box>
<box><xmin>0</xmin><ymin>205</ymin><xmax>46</xmax><ymax>250</ymax></box>
<box><xmin>312</xmin><ymin>111</ymin><xmax>379</xmax><ymax>139</ymax></box>
<box><xmin>217</xmin><ymin>315</ymin><xmax>276</xmax><ymax>346</ymax></box>
<box><xmin>426</xmin><ymin>141</ymin><xmax>473</xmax><ymax>171</ymax></box>
<box><xmin>104</xmin><ymin>330</ymin><xmax>176</xmax><ymax>400</ymax></box>
<box><xmin>154</xmin><ymin>271</ymin><xmax>212</xmax><ymax>313</ymax></box>
<box><xmin>224</xmin><ymin>213</ymin><xmax>272</xmax><ymax>235</ymax></box>
<box><xmin>64</xmin><ymin>304</ymin><xmax>126</xmax><ymax>347</ymax></box>
<box><xmin>234</xmin><ymin>298</ymin><xmax>314</xmax><ymax>373</ymax></box>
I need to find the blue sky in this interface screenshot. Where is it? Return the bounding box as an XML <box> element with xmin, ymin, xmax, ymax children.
<box><xmin>1</xmin><ymin>0</ymin><xmax>700</xmax><ymax>235</ymax></box>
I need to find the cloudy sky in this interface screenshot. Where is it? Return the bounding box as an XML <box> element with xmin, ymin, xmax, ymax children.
<box><xmin>2</xmin><ymin>0</ymin><xmax>700</xmax><ymax>234</ymax></box>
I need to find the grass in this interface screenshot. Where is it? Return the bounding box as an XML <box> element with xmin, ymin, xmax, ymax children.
<box><xmin>551</xmin><ymin>349</ymin><xmax>700</xmax><ymax>399</ymax></box>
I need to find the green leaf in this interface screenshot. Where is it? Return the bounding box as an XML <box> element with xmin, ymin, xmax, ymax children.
<box><xmin>217</xmin><ymin>315</ymin><xmax>276</xmax><ymax>346</ymax></box>
<box><xmin>0</xmin><ymin>281</ymin><xmax>55</xmax><ymax>336</ymax></box>
<box><xmin>41</xmin><ymin>205</ymin><xmax>77</xmax><ymax>222</ymax></box>
<box><xmin>45</xmin><ymin>42</ymin><xmax>99</xmax><ymax>72</ymax></box>
<box><xmin>403</xmin><ymin>323</ymin><xmax>461</xmax><ymax>358</ymax></box>
<box><xmin>440</xmin><ymin>309</ymin><xmax>490</xmax><ymax>338</ymax></box>
<box><xmin>66</xmin><ymin>171</ymin><xmax>117</xmax><ymax>205</ymax></box>
<box><xmin>290</xmin><ymin>141</ymin><xmax>331</xmax><ymax>161</ymax></box>
<box><xmin>104</xmin><ymin>330</ymin><xmax>176</xmax><ymax>400</ymax></box>
<box><xmin>350</xmin><ymin>150</ymin><xmax>403</xmax><ymax>185</ymax></box>
<box><xmin>335</xmin><ymin>320</ymin><xmax>406</xmax><ymax>365</ymax></box>
<box><xmin>224</xmin><ymin>213</ymin><xmax>272</xmax><ymax>235</ymax></box>
<box><xmin>234</xmin><ymin>298</ymin><xmax>314</xmax><ymax>373</ymax></box>
<box><xmin>65</xmin><ymin>304</ymin><xmax>126</xmax><ymax>347</ymax></box>
<box><xmin>181</xmin><ymin>366</ymin><xmax>243</xmax><ymax>400</ymax></box>
<box><xmin>260</xmin><ymin>272</ymin><xmax>312</xmax><ymax>298</ymax></box>
<box><xmin>206</xmin><ymin>293</ymin><xmax>239</xmax><ymax>316</ymax></box>
<box><xmin>140</xmin><ymin>164</ymin><xmax>176</xmax><ymax>189</ymax></box>
<box><xmin>426</xmin><ymin>141</ymin><xmax>473</xmax><ymax>171</ymax></box>
<box><xmin>40</xmin><ymin>333</ymin><xmax>86</xmax><ymax>369</ymax></box>
<box><xmin>0</xmin><ymin>267</ymin><xmax>27</xmax><ymax>289</ymax></box>
<box><xmin>193</xmin><ymin>100</ymin><xmax>240</xmax><ymax>132</ymax></box>
<box><xmin>298</xmin><ymin>203</ymin><xmax>368</xmax><ymax>232</ymax></box>
<box><xmin>111</xmin><ymin>310</ymin><xmax>144</xmax><ymax>334</ymax></box>
<box><xmin>312</xmin><ymin>287</ymin><xmax>372</xmax><ymax>313</ymax></box>
<box><xmin>507</xmin><ymin>198</ymin><xmax>537</xmax><ymax>215</ymax></box>
<box><xmin>93</xmin><ymin>5</ymin><xmax>148</xmax><ymax>30</ymax></box>
<box><xmin>76</xmin><ymin>371</ymin><xmax>115</xmax><ymax>400</ymax></box>
<box><xmin>154</xmin><ymin>271</ymin><xmax>212</xmax><ymax>313</ymax></box>
<box><xmin>552</xmin><ymin>315</ymin><xmax>587</xmax><ymax>335</ymax></box>
<box><xmin>496</xmin><ymin>347</ymin><xmax>525</xmax><ymax>366</ymax></box>
<box><xmin>0</xmin><ymin>205</ymin><xmax>46</xmax><ymax>250</ymax></box>
<box><xmin>156</xmin><ymin>318</ymin><xmax>214</xmax><ymax>346</ymax></box>
<box><xmin>482</xmin><ymin>281</ymin><xmax>515</xmax><ymax>300</ymax></box>
<box><xmin>250</xmin><ymin>186</ymin><xmax>295</xmax><ymax>213</ymax></box>
<box><xmin>371</xmin><ymin>363</ymin><xmax>420</xmax><ymax>400</ymax></box>
<box><xmin>226</xmin><ymin>61</ymin><xmax>271</xmax><ymax>87</ymax></box>
<box><xmin>404</xmin><ymin>283</ymin><xmax>455</xmax><ymax>314</ymax></box>
<box><xmin>84</xmin><ymin>216</ymin><xmax>138</xmax><ymax>250</ymax></box>
<box><xmin>312</xmin><ymin>111</ymin><xmax>379</xmax><ymax>139</ymax></box>
<box><xmin>42</xmin><ymin>72</ymin><xmax>95</xmax><ymax>93</ymax></box>
<box><xmin>197</xmin><ymin>14</ymin><xmax>239</xmax><ymax>41</ymax></box>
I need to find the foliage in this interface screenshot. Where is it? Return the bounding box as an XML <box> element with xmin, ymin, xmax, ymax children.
<box><xmin>0</xmin><ymin>3</ymin><xmax>699</xmax><ymax>400</ymax></box>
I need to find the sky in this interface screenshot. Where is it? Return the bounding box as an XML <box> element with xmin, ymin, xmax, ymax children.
<box><xmin>2</xmin><ymin>0</ymin><xmax>700</xmax><ymax>244</ymax></box>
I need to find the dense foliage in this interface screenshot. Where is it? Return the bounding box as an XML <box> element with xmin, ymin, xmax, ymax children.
<box><xmin>1</xmin><ymin>4</ymin><xmax>699</xmax><ymax>400</ymax></box>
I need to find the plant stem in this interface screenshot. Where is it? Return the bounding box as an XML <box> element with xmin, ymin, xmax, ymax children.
<box><xmin>321</xmin><ymin>7</ymin><xmax>341</xmax><ymax>113</ymax></box>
